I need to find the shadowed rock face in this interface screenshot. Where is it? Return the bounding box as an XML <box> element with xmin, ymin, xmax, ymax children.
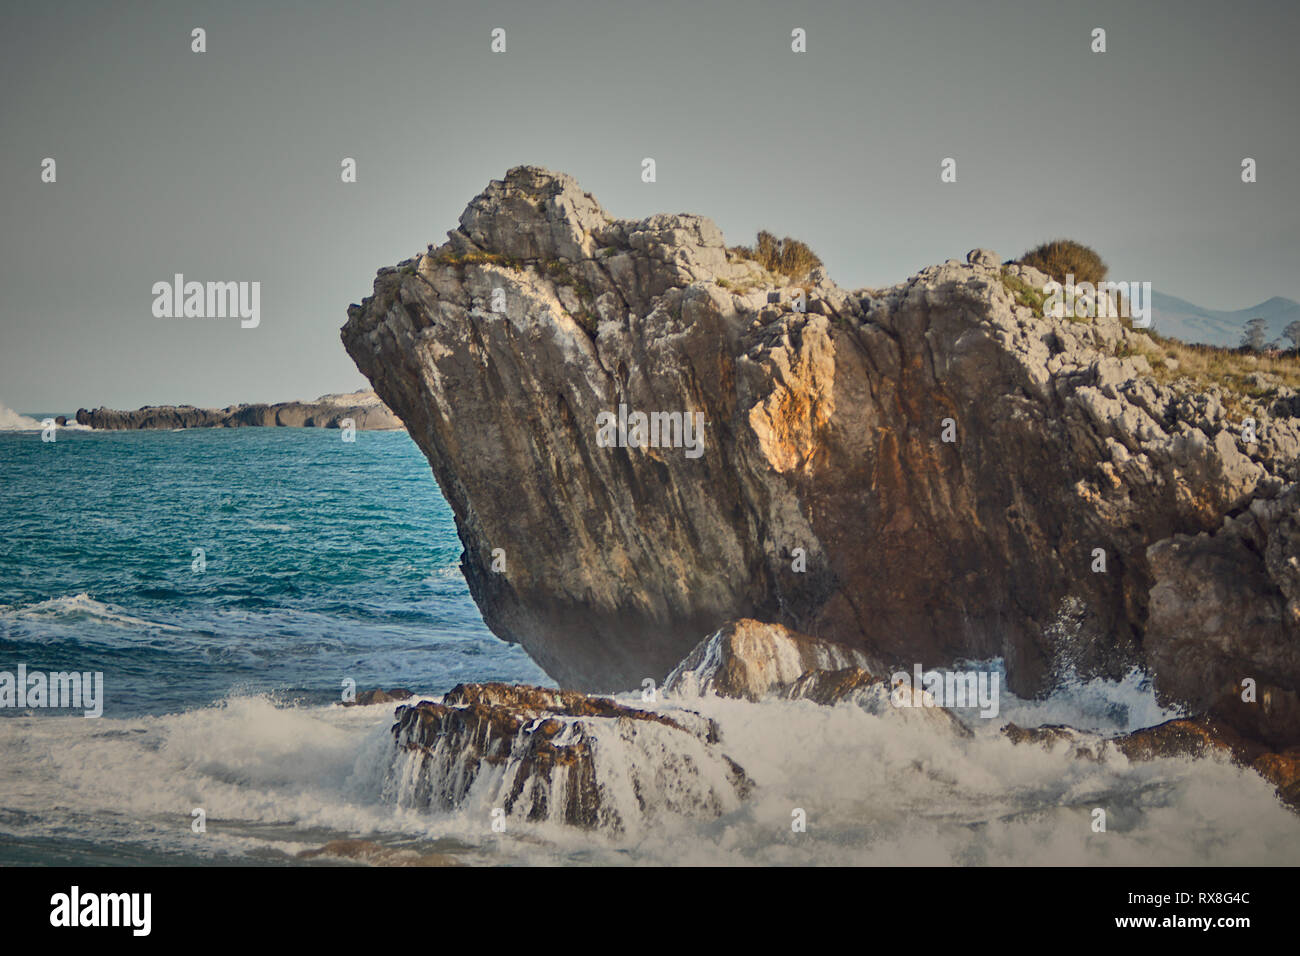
<box><xmin>342</xmin><ymin>166</ymin><xmax>1300</xmax><ymax>747</ymax></box>
<box><xmin>1145</xmin><ymin>484</ymin><xmax>1300</xmax><ymax>747</ymax></box>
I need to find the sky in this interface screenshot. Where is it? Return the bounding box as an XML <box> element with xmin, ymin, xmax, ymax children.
<box><xmin>1</xmin><ymin>0</ymin><xmax>1297</xmax><ymax>412</ymax></box>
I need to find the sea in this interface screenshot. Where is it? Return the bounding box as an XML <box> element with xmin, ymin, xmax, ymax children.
<box><xmin>2</xmin><ymin>415</ymin><xmax>1298</xmax><ymax>866</ymax></box>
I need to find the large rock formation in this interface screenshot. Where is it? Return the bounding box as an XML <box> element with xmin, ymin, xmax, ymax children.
<box><xmin>75</xmin><ymin>389</ymin><xmax>401</xmax><ymax>430</ymax></box>
<box><xmin>342</xmin><ymin>166</ymin><xmax>1300</xmax><ymax>752</ymax></box>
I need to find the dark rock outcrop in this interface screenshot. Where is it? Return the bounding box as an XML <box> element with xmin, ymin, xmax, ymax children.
<box><xmin>383</xmin><ymin>683</ymin><xmax>751</xmax><ymax>833</ymax></box>
<box><xmin>74</xmin><ymin>389</ymin><xmax>401</xmax><ymax>430</ymax></box>
<box><xmin>341</xmin><ymin>166</ymin><xmax>1300</xmax><ymax>755</ymax></box>
<box><xmin>1145</xmin><ymin>485</ymin><xmax>1300</xmax><ymax>748</ymax></box>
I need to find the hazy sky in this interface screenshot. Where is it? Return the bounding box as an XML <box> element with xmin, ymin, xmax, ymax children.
<box><xmin>2</xmin><ymin>0</ymin><xmax>1297</xmax><ymax>412</ymax></box>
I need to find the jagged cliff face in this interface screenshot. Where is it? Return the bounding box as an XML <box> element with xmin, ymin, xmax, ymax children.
<box><xmin>342</xmin><ymin>167</ymin><xmax>1300</xmax><ymax>740</ymax></box>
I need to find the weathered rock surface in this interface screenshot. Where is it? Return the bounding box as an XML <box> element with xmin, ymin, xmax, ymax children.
<box><xmin>382</xmin><ymin>683</ymin><xmax>751</xmax><ymax>833</ymax></box>
<box><xmin>1145</xmin><ymin>484</ymin><xmax>1300</xmax><ymax>748</ymax></box>
<box><xmin>342</xmin><ymin>166</ymin><xmax>1300</xmax><ymax>753</ymax></box>
<box><xmin>75</xmin><ymin>389</ymin><xmax>401</xmax><ymax>430</ymax></box>
<box><xmin>346</xmin><ymin>687</ymin><xmax>414</xmax><ymax>707</ymax></box>
<box><xmin>664</xmin><ymin>618</ymin><xmax>878</xmax><ymax>701</ymax></box>
<box><xmin>662</xmin><ymin>620</ymin><xmax>972</xmax><ymax>734</ymax></box>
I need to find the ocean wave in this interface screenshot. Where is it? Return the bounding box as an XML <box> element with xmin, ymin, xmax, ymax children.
<box><xmin>0</xmin><ymin>593</ymin><xmax>182</xmax><ymax>632</ymax></box>
<box><xmin>0</xmin><ymin>678</ymin><xmax>1295</xmax><ymax>866</ymax></box>
<box><xmin>0</xmin><ymin>403</ymin><xmax>42</xmax><ymax>431</ymax></box>
<box><xmin>0</xmin><ymin>403</ymin><xmax>90</xmax><ymax>431</ymax></box>
<box><xmin>953</xmin><ymin>659</ymin><xmax>1183</xmax><ymax>735</ymax></box>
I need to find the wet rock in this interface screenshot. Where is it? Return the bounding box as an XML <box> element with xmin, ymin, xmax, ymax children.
<box><xmin>665</xmin><ymin>619</ymin><xmax>878</xmax><ymax>702</ymax></box>
<box><xmin>776</xmin><ymin>666</ymin><xmax>878</xmax><ymax>705</ymax></box>
<box><xmin>383</xmin><ymin>682</ymin><xmax>751</xmax><ymax>833</ymax></box>
<box><xmin>1112</xmin><ymin>717</ymin><xmax>1257</xmax><ymax>762</ymax></box>
<box><xmin>1001</xmin><ymin>722</ymin><xmax>1106</xmax><ymax>761</ymax></box>
<box><xmin>296</xmin><ymin>839</ymin><xmax>459</xmax><ymax>867</ymax></box>
<box><xmin>347</xmin><ymin>688</ymin><xmax>414</xmax><ymax>707</ymax></box>
<box><xmin>780</xmin><ymin>667</ymin><xmax>974</xmax><ymax>737</ymax></box>
<box><xmin>1005</xmin><ymin>715</ymin><xmax>1300</xmax><ymax>809</ymax></box>
<box><xmin>1253</xmin><ymin>751</ymin><xmax>1300</xmax><ymax>809</ymax></box>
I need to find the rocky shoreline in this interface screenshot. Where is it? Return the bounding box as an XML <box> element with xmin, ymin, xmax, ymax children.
<box><xmin>340</xmin><ymin>166</ymin><xmax>1300</xmax><ymax>823</ymax></box>
<box><xmin>73</xmin><ymin>389</ymin><xmax>402</xmax><ymax>430</ymax></box>
<box><xmin>355</xmin><ymin>622</ymin><xmax>1300</xmax><ymax>836</ymax></box>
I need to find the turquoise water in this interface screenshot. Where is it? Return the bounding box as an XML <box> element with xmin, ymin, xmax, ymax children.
<box><xmin>0</xmin><ymin>427</ymin><xmax>548</xmax><ymax>718</ymax></box>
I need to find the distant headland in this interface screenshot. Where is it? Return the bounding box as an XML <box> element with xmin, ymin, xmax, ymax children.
<box><xmin>72</xmin><ymin>389</ymin><xmax>402</xmax><ymax>430</ymax></box>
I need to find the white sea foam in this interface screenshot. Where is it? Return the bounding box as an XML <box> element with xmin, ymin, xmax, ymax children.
<box><xmin>1</xmin><ymin>593</ymin><xmax>183</xmax><ymax>631</ymax></box>
<box><xmin>0</xmin><ymin>402</ymin><xmax>42</xmax><ymax>431</ymax></box>
<box><xmin>0</xmin><ymin>666</ymin><xmax>1295</xmax><ymax>866</ymax></box>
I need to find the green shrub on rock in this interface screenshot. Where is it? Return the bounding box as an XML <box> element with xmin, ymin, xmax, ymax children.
<box><xmin>731</xmin><ymin>231</ymin><xmax>823</xmax><ymax>282</ymax></box>
<box><xmin>1016</xmin><ymin>239</ymin><xmax>1107</xmax><ymax>286</ymax></box>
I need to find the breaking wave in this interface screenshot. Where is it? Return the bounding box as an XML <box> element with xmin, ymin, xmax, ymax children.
<box><xmin>1</xmin><ymin>665</ymin><xmax>1295</xmax><ymax>866</ymax></box>
<box><xmin>0</xmin><ymin>403</ymin><xmax>42</xmax><ymax>431</ymax></box>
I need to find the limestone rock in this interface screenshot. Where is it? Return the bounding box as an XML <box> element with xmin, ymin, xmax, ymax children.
<box><xmin>1145</xmin><ymin>483</ymin><xmax>1300</xmax><ymax>748</ymax></box>
<box><xmin>664</xmin><ymin>619</ymin><xmax>878</xmax><ymax>702</ymax></box>
<box><xmin>341</xmin><ymin>166</ymin><xmax>1300</xmax><ymax>753</ymax></box>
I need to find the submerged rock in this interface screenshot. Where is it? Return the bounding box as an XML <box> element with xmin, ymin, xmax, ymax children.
<box><xmin>382</xmin><ymin>683</ymin><xmax>751</xmax><ymax>833</ymax></box>
<box><xmin>342</xmin><ymin>166</ymin><xmax>1300</xmax><ymax>755</ymax></box>
<box><xmin>296</xmin><ymin>839</ymin><xmax>459</xmax><ymax>867</ymax></box>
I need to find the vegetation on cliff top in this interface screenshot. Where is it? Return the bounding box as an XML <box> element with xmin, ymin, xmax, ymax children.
<box><xmin>1016</xmin><ymin>239</ymin><xmax>1108</xmax><ymax>286</ymax></box>
<box><xmin>1001</xmin><ymin>239</ymin><xmax>1300</xmax><ymax>417</ymax></box>
<box><xmin>730</xmin><ymin>231</ymin><xmax>823</xmax><ymax>282</ymax></box>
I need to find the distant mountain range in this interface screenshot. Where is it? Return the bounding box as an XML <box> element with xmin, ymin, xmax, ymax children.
<box><xmin>1150</xmin><ymin>292</ymin><xmax>1300</xmax><ymax>348</ymax></box>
